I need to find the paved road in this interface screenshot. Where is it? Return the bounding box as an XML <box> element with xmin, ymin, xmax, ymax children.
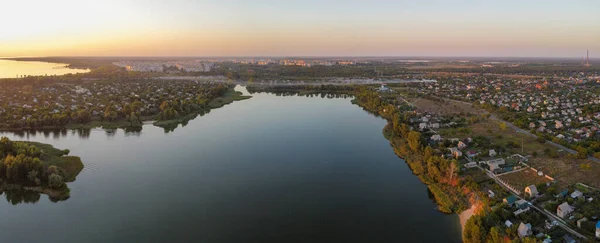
<box><xmin>480</xmin><ymin>166</ymin><xmax>588</xmax><ymax>240</ymax></box>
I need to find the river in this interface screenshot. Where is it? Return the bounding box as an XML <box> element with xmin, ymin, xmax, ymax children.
<box><xmin>0</xmin><ymin>60</ymin><xmax>89</xmax><ymax>78</ymax></box>
<box><xmin>0</xmin><ymin>86</ymin><xmax>461</xmax><ymax>242</ymax></box>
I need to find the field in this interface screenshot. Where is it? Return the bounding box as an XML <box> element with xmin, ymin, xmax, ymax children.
<box><xmin>528</xmin><ymin>156</ymin><xmax>600</xmax><ymax>188</ymax></box>
<box><xmin>405</xmin><ymin>97</ymin><xmax>484</xmax><ymax>115</ymax></box>
<box><xmin>497</xmin><ymin>168</ymin><xmax>554</xmax><ymax>191</ymax></box>
<box><xmin>439</xmin><ymin>119</ymin><xmax>549</xmax><ymax>156</ymax></box>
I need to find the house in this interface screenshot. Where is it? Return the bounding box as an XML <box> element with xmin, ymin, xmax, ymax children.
<box><xmin>525</xmin><ymin>185</ymin><xmax>539</xmax><ymax>198</ymax></box>
<box><xmin>505</xmin><ymin>220</ymin><xmax>513</xmax><ymax>228</ymax></box>
<box><xmin>504</xmin><ymin>195</ymin><xmax>517</xmax><ymax>206</ymax></box>
<box><xmin>465</xmin><ymin>162</ymin><xmax>477</xmax><ymax>168</ymax></box>
<box><xmin>515</xmin><ymin>199</ymin><xmax>530</xmax><ymax>210</ymax></box>
<box><xmin>431</xmin><ymin>134</ymin><xmax>443</xmax><ymax>142</ymax></box>
<box><xmin>518</xmin><ymin>222</ymin><xmax>532</xmax><ymax>238</ymax></box>
<box><xmin>488</xmin><ymin>190</ymin><xmax>495</xmax><ymax>198</ymax></box>
<box><xmin>430</xmin><ymin>123</ymin><xmax>440</xmax><ymax>129</ymax></box>
<box><xmin>489</xmin><ymin>149</ymin><xmax>497</xmax><ymax>157</ymax></box>
<box><xmin>419</xmin><ymin>123</ymin><xmax>428</xmax><ymax>130</ymax></box>
<box><xmin>448</xmin><ymin>147</ymin><xmax>462</xmax><ymax>158</ymax></box>
<box><xmin>557</xmin><ymin>202</ymin><xmax>574</xmax><ymax>218</ymax></box>
<box><xmin>486</xmin><ymin>158</ymin><xmax>506</xmax><ymax>171</ymax></box>
<box><xmin>570</xmin><ymin>190</ymin><xmax>584</xmax><ymax>199</ymax></box>
<box><xmin>458</xmin><ymin>141</ymin><xmax>468</xmax><ymax>150</ymax></box>
<box><xmin>556</xmin><ymin>189</ymin><xmax>569</xmax><ymax>198</ymax></box>
<box><xmin>467</xmin><ymin>150</ymin><xmax>479</xmax><ymax>158</ymax></box>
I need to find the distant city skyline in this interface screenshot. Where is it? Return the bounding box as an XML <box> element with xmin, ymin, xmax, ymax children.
<box><xmin>1</xmin><ymin>0</ymin><xmax>599</xmax><ymax>58</ymax></box>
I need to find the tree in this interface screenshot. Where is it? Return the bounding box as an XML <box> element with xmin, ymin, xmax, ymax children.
<box><xmin>48</xmin><ymin>174</ymin><xmax>64</xmax><ymax>189</ymax></box>
<box><xmin>487</xmin><ymin>227</ymin><xmax>502</xmax><ymax>243</ymax></box>
<box><xmin>499</xmin><ymin>122</ymin><xmax>507</xmax><ymax>131</ymax></box>
<box><xmin>407</xmin><ymin>131</ymin><xmax>422</xmax><ymax>152</ymax></box>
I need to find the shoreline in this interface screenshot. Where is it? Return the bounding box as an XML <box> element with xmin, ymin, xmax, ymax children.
<box><xmin>459</xmin><ymin>204</ymin><xmax>476</xmax><ymax>231</ymax></box>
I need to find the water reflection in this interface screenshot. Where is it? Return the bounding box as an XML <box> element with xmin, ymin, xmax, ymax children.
<box><xmin>7</xmin><ymin>128</ymin><xmax>91</xmax><ymax>140</ymax></box>
<box><xmin>2</xmin><ymin>190</ymin><xmax>41</xmax><ymax>205</ymax></box>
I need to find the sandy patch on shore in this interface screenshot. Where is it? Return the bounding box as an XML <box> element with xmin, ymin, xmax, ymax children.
<box><xmin>459</xmin><ymin>205</ymin><xmax>475</xmax><ymax>231</ymax></box>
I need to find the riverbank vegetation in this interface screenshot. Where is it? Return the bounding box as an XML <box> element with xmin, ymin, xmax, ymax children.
<box><xmin>352</xmin><ymin>87</ymin><xmax>554</xmax><ymax>242</ymax></box>
<box><xmin>0</xmin><ymin>137</ymin><xmax>83</xmax><ymax>202</ymax></box>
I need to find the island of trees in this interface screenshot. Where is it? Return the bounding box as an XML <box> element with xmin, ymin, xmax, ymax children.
<box><xmin>0</xmin><ymin>137</ymin><xmax>83</xmax><ymax>203</ymax></box>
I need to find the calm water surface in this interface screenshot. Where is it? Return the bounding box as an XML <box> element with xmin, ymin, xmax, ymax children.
<box><xmin>0</xmin><ymin>60</ymin><xmax>89</xmax><ymax>78</ymax></box>
<box><xmin>0</xmin><ymin>86</ymin><xmax>461</xmax><ymax>243</ymax></box>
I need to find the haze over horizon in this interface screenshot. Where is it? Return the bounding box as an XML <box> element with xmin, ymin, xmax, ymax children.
<box><xmin>2</xmin><ymin>0</ymin><xmax>599</xmax><ymax>58</ymax></box>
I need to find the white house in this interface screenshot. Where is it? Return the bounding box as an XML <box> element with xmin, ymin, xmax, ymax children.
<box><xmin>489</xmin><ymin>149</ymin><xmax>497</xmax><ymax>157</ymax></box>
<box><xmin>505</xmin><ymin>220</ymin><xmax>513</xmax><ymax>228</ymax></box>
<box><xmin>525</xmin><ymin>185</ymin><xmax>539</xmax><ymax>198</ymax></box>
<box><xmin>557</xmin><ymin>202</ymin><xmax>574</xmax><ymax>219</ymax></box>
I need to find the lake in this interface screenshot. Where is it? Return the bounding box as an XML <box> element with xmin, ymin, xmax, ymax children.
<box><xmin>0</xmin><ymin>60</ymin><xmax>89</xmax><ymax>78</ymax></box>
<box><xmin>0</xmin><ymin>86</ymin><xmax>461</xmax><ymax>243</ymax></box>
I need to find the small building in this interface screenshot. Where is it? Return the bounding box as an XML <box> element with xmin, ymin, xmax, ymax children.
<box><xmin>488</xmin><ymin>190</ymin><xmax>495</xmax><ymax>198</ymax></box>
<box><xmin>557</xmin><ymin>202</ymin><xmax>574</xmax><ymax>219</ymax></box>
<box><xmin>458</xmin><ymin>141</ymin><xmax>468</xmax><ymax>150</ymax></box>
<box><xmin>577</xmin><ymin>217</ymin><xmax>588</xmax><ymax>228</ymax></box>
<box><xmin>504</xmin><ymin>195</ymin><xmax>517</xmax><ymax>206</ymax></box>
<box><xmin>571</xmin><ymin>190</ymin><xmax>584</xmax><ymax>199</ymax></box>
<box><xmin>518</xmin><ymin>222</ymin><xmax>532</xmax><ymax>238</ymax></box>
<box><xmin>489</xmin><ymin>149</ymin><xmax>497</xmax><ymax>157</ymax></box>
<box><xmin>525</xmin><ymin>185</ymin><xmax>539</xmax><ymax>198</ymax></box>
<box><xmin>431</xmin><ymin>134</ymin><xmax>443</xmax><ymax>142</ymax></box>
<box><xmin>505</xmin><ymin>220</ymin><xmax>513</xmax><ymax>228</ymax></box>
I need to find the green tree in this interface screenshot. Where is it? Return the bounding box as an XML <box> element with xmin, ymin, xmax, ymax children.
<box><xmin>48</xmin><ymin>174</ymin><xmax>64</xmax><ymax>189</ymax></box>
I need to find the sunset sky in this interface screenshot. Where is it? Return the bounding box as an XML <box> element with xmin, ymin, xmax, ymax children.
<box><xmin>2</xmin><ymin>0</ymin><xmax>599</xmax><ymax>57</ymax></box>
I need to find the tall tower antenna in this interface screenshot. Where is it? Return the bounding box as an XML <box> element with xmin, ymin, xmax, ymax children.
<box><xmin>585</xmin><ymin>49</ymin><xmax>590</xmax><ymax>67</ymax></box>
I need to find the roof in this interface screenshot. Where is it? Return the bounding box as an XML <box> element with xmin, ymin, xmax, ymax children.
<box><xmin>526</xmin><ymin>185</ymin><xmax>538</xmax><ymax>194</ymax></box>
<box><xmin>557</xmin><ymin>202</ymin><xmax>573</xmax><ymax>213</ymax></box>
<box><xmin>597</xmin><ymin>221</ymin><xmax>600</xmax><ymax>228</ymax></box>
<box><xmin>504</xmin><ymin>195</ymin><xmax>517</xmax><ymax>204</ymax></box>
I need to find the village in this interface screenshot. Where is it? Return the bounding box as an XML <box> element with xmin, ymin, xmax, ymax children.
<box><xmin>376</xmin><ymin>80</ymin><xmax>600</xmax><ymax>242</ymax></box>
<box><xmin>0</xmin><ymin>79</ymin><xmax>230</xmax><ymax>130</ymax></box>
<box><xmin>412</xmin><ymin>73</ymin><xmax>600</xmax><ymax>158</ymax></box>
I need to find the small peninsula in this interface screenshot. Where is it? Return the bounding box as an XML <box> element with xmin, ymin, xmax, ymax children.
<box><xmin>0</xmin><ymin>137</ymin><xmax>84</xmax><ymax>202</ymax></box>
